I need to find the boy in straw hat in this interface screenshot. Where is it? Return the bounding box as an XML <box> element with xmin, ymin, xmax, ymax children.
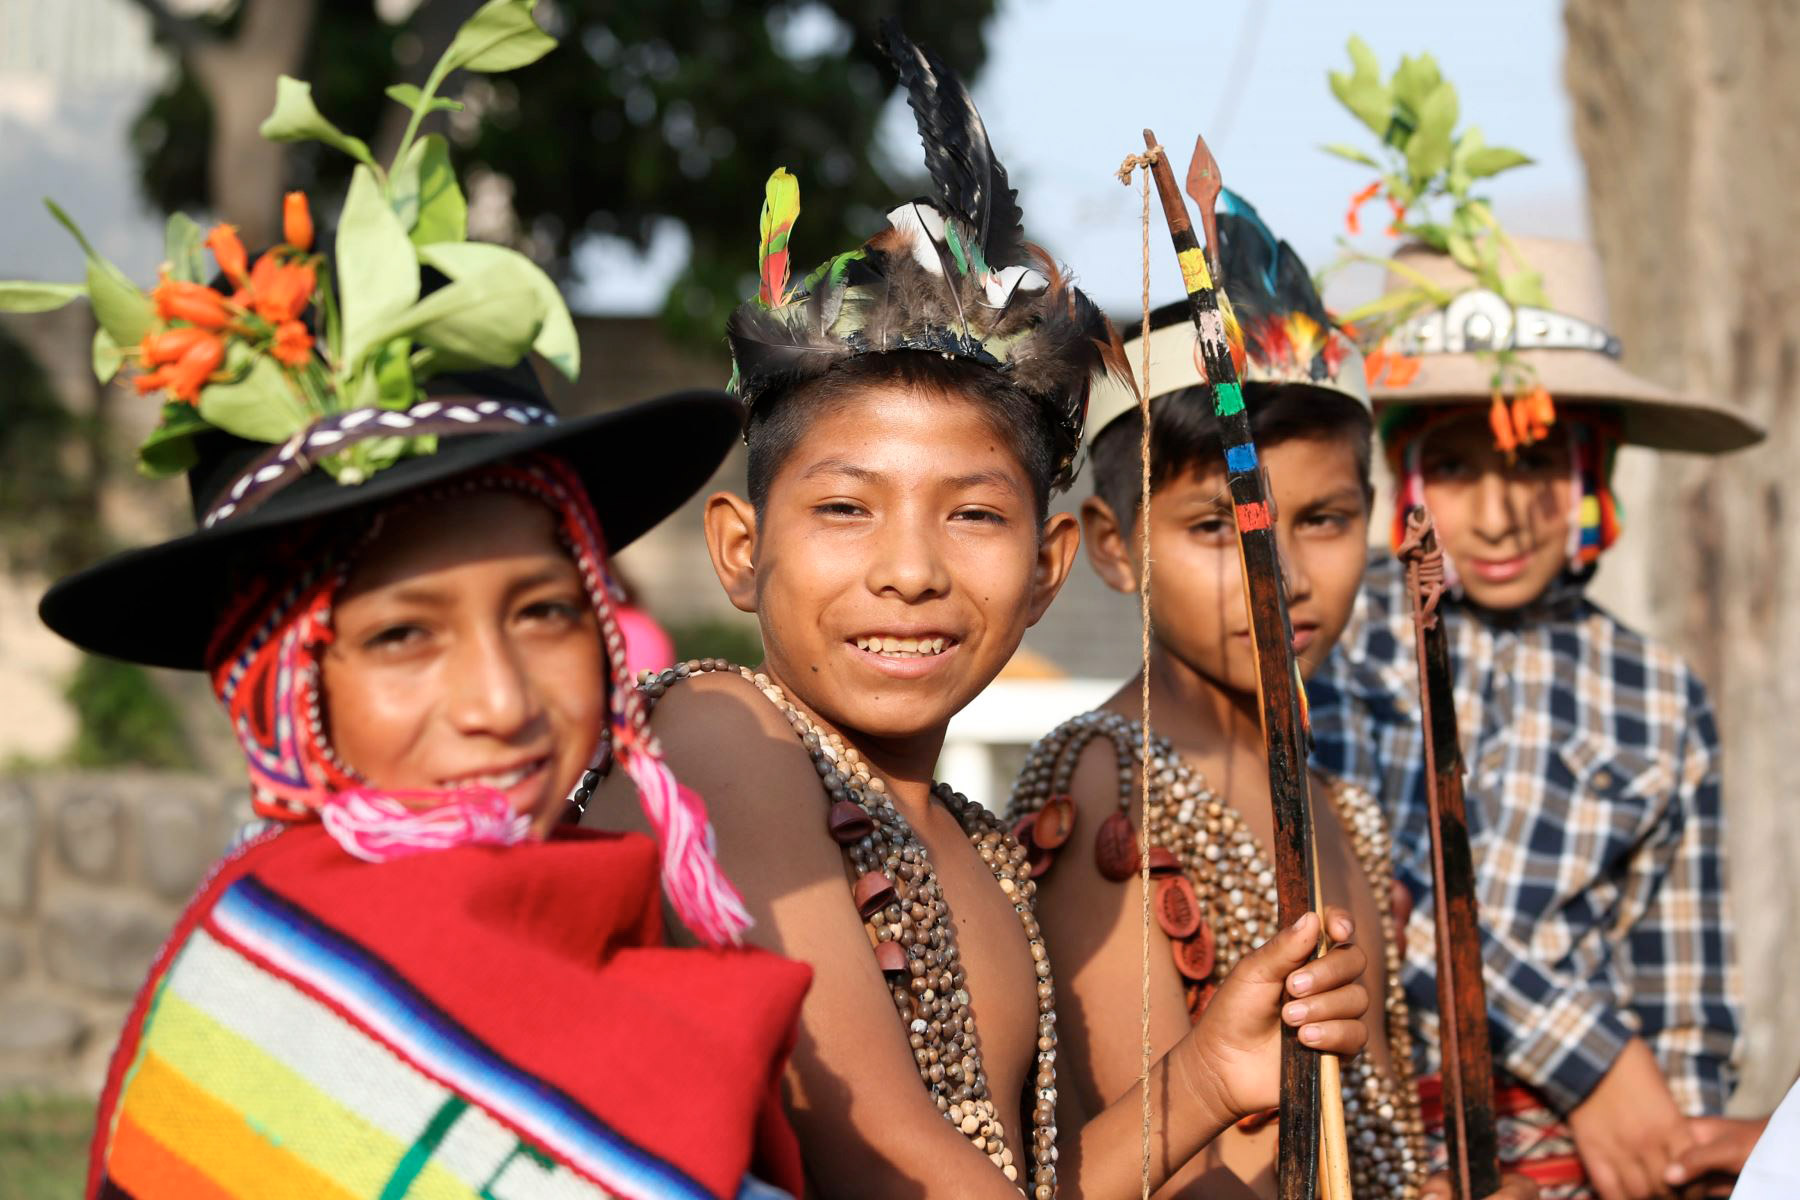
<box><xmin>593</xmin><ymin>25</ymin><xmax>1379</xmax><ymax>1198</ymax></box>
<box><xmin>1308</xmin><ymin>231</ymin><xmax>1761</xmax><ymax>1198</ymax></box>
<box><xmin>1006</xmin><ymin>192</ymin><xmax>1533</xmax><ymax>1200</ymax></box>
<box><xmin>10</xmin><ymin>6</ymin><xmax>816</xmax><ymax>1196</ymax></box>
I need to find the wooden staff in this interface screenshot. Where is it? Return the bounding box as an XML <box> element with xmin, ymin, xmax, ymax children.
<box><xmin>1397</xmin><ymin>506</ymin><xmax>1501</xmax><ymax>1200</ymax></box>
<box><xmin>1140</xmin><ymin>128</ymin><xmax>1333</xmax><ymax>1200</ymax></box>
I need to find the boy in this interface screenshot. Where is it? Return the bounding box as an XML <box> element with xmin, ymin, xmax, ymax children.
<box><xmin>1308</xmin><ymin>234</ymin><xmax>1760</xmax><ymax>1199</ymax></box>
<box><xmin>595</xmin><ymin>29</ymin><xmax>1374</xmax><ymax>1199</ymax></box>
<box><xmin>1009</xmin><ymin>197</ymin><xmax>1442</xmax><ymax>1200</ymax></box>
<box><xmin>21</xmin><ymin>22</ymin><xmax>811</xmax><ymax>1195</ymax></box>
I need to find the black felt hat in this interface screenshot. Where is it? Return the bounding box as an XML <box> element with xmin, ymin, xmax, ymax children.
<box><xmin>40</xmin><ymin>363</ymin><xmax>737</xmax><ymax>671</ymax></box>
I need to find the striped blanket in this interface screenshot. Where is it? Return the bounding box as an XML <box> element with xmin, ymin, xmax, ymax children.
<box><xmin>90</xmin><ymin>824</ymin><xmax>810</xmax><ymax>1200</ymax></box>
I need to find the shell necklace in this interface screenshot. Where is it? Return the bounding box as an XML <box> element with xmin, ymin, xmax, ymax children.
<box><xmin>644</xmin><ymin>660</ymin><xmax>1058</xmax><ymax>1197</ymax></box>
<box><xmin>1007</xmin><ymin>709</ymin><xmax>1425</xmax><ymax>1198</ymax></box>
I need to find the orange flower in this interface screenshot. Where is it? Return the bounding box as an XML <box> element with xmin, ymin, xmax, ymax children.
<box><xmin>271</xmin><ymin>319</ymin><xmax>313</xmax><ymax>367</ymax></box>
<box><xmin>152</xmin><ymin>271</ymin><xmax>232</xmax><ymax>329</ymax></box>
<box><xmin>134</xmin><ymin>331</ymin><xmax>224</xmax><ymax>404</ymax></box>
<box><xmin>1526</xmin><ymin>384</ymin><xmax>1556</xmax><ymax>431</ymax></box>
<box><xmin>137</xmin><ymin>325</ymin><xmax>213</xmax><ymax>366</ymax></box>
<box><xmin>1363</xmin><ymin>346</ymin><xmax>1389</xmax><ymax>386</ymax></box>
<box><xmin>248</xmin><ymin>252</ymin><xmax>316</xmax><ymax>323</ymax></box>
<box><xmin>1385</xmin><ymin>197</ymin><xmax>1407</xmax><ymax>237</ymax></box>
<box><xmin>1345</xmin><ymin>181</ymin><xmax>1381</xmax><ymax>235</ymax></box>
<box><xmin>1383</xmin><ymin>353</ymin><xmax>1421</xmax><ymax>387</ymax></box>
<box><xmin>204</xmin><ymin>223</ymin><xmax>248</xmax><ymax>287</ymax></box>
<box><xmin>283</xmin><ymin>191</ymin><xmax>314</xmax><ymax>252</ymax></box>
<box><xmin>1489</xmin><ymin>392</ymin><xmax>1518</xmax><ymax>454</ymax></box>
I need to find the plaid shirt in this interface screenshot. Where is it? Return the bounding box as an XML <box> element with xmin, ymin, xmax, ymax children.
<box><xmin>1309</xmin><ymin>553</ymin><xmax>1741</xmax><ymax>1115</ymax></box>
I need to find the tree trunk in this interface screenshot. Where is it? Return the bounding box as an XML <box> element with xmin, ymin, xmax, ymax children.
<box><xmin>190</xmin><ymin>0</ymin><xmax>320</xmax><ymax>243</ymax></box>
<box><xmin>1565</xmin><ymin>0</ymin><xmax>1800</xmax><ymax>1113</ymax></box>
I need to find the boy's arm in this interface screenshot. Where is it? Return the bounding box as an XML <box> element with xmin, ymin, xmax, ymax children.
<box><xmin>630</xmin><ymin>676</ymin><xmax>1369</xmax><ymax>1199</ymax></box>
<box><xmin>1033</xmin><ymin>738</ymin><xmax>1248</xmax><ymax>1198</ymax></box>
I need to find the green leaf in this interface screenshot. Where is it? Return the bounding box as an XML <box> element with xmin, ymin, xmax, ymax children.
<box><xmin>137</xmin><ymin>402</ymin><xmax>209</xmax><ymax>477</ymax></box>
<box><xmin>391</xmin><ymin>135</ymin><xmax>467</xmax><ymax>245</ymax></box>
<box><xmin>1320</xmin><ymin>142</ymin><xmax>1381</xmax><ymax>168</ymax></box>
<box><xmin>92</xmin><ymin>328</ymin><xmax>123</xmax><ymax>384</ymax></box>
<box><xmin>416</xmin><ymin>241</ymin><xmax>577</xmax><ymax>378</ymax></box>
<box><xmin>372</xmin><ymin>337</ymin><xmax>417</xmax><ymax>408</ymax></box>
<box><xmin>1390</xmin><ymin>53</ymin><xmax>1444</xmax><ymax>114</ymax></box>
<box><xmin>1405</xmin><ymin>82</ymin><xmax>1459</xmax><ymax>182</ymax></box>
<box><xmin>1328</xmin><ymin>35</ymin><xmax>1400</xmax><ymax>138</ymax></box>
<box><xmin>361</xmin><ymin>264</ymin><xmax>544</xmax><ymax>371</ymax></box>
<box><xmin>1446</xmin><ymin>230</ymin><xmax>1481</xmax><ymax>270</ymax></box>
<box><xmin>163</xmin><ymin>213</ymin><xmax>206</xmax><ymax>282</ymax></box>
<box><xmin>259</xmin><ymin>76</ymin><xmax>376</xmax><ymax>167</ymax></box>
<box><xmin>45</xmin><ymin>201</ymin><xmax>154</xmax><ymax>346</ymax></box>
<box><xmin>1463</xmin><ymin>146</ymin><xmax>1534</xmax><ymax>179</ymax></box>
<box><xmin>384</xmin><ymin>83</ymin><xmax>465</xmax><ymax>113</ymax></box>
<box><xmin>198</xmin><ymin>354</ymin><xmax>312</xmax><ymax>443</ymax></box>
<box><xmin>0</xmin><ymin>281</ymin><xmax>85</xmax><ymax>313</ymax></box>
<box><xmin>442</xmin><ymin>0</ymin><xmax>556</xmax><ymax>73</ymax></box>
<box><xmin>1408</xmin><ymin>222</ymin><xmax>1453</xmax><ymax>253</ymax></box>
<box><xmin>1499</xmin><ymin>269</ymin><xmax>1549</xmax><ymax>308</ymax></box>
<box><xmin>337</xmin><ymin>164</ymin><xmax>422</xmax><ymax>371</ymax></box>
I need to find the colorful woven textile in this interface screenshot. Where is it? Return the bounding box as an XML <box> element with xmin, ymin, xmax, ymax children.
<box><xmin>90</xmin><ymin>824</ymin><xmax>810</xmax><ymax>1200</ymax></box>
<box><xmin>1417</xmin><ymin>1072</ymin><xmax>1590</xmax><ymax>1200</ymax></box>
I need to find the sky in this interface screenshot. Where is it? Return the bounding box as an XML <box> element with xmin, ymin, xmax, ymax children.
<box><xmin>0</xmin><ymin>0</ymin><xmax>1587</xmax><ymax>317</ymax></box>
<box><xmin>575</xmin><ymin>0</ymin><xmax>1589</xmax><ymax>315</ymax></box>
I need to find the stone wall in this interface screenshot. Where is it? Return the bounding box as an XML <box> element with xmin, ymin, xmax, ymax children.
<box><xmin>0</xmin><ymin>771</ymin><xmax>239</xmax><ymax>1096</ymax></box>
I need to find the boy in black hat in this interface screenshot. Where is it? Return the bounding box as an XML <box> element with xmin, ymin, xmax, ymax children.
<box><xmin>13</xmin><ymin>11</ymin><xmax>811</xmax><ymax>1195</ymax></box>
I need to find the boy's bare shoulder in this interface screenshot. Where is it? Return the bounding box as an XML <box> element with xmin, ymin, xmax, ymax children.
<box><xmin>647</xmin><ymin>669</ymin><xmax>822</xmax><ymax>825</ymax></box>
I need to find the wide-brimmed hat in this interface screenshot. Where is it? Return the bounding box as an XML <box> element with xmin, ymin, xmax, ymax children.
<box><xmin>1375</xmin><ymin>236</ymin><xmax>1762</xmax><ymax>452</ymax></box>
<box><xmin>40</xmin><ymin>368</ymin><xmax>738</xmax><ymax>671</ymax></box>
<box><xmin>1085</xmin><ymin>192</ymin><xmax>1368</xmax><ymax>446</ymax></box>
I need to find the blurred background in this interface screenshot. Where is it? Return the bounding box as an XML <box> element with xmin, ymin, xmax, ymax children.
<box><xmin>1</xmin><ymin>0</ymin><xmax>1794</xmax><ymax>1190</ymax></box>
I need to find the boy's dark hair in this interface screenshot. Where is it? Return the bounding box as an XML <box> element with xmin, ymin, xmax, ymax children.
<box><xmin>745</xmin><ymin>351</ymin><xmax>1061</xmax><ymax>520</ymax></box>
<box><xmin>1089</xmin><ymin>384</ymin><xmax>1372</xmax><ymax>529</ymax></box>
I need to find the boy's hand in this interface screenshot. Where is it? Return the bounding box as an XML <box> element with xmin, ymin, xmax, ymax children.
<box><xmin>1663</xmin><ymin>1114</ymin><xmax>1769</xmax><ymax>1198</ymax></box>
<box><xmin>1185</xmin><ymin>908</ymin><xmax>1368</xmax><ymax>1118</ymax></box>
<box><xmin>1421</xmin><ymin>1171</ymin><xmax>1540</xmax><ymax>1200</ymax></box>
<box><xmin>1568</xmin><ymin>1037</ymin><xmax>1688</xmax><ymax>1200</ymax></box>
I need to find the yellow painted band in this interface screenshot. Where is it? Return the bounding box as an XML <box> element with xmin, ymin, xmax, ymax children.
<box><xmin>1179</xmin><ymin>246</ymin><xmax>1213</xmax><ymax>293</ymax></box>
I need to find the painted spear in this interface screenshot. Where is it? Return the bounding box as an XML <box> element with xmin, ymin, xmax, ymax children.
<box><xmin>1396</xmin><ymin>506</ymin><xmax>1502</xmax><ymax>1200</ymax></box>
<box><xmin>1139</xmin><ymin>128</ymin><xmax>1336</xmax><ymax>1200</ymax></box>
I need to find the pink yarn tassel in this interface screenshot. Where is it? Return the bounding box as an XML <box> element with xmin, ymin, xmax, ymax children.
<box><xmin>619</xmin><ymin>750</ymin><xmax>751</xmax><ymax>948</ymax></box>
<box><xmin>319</xmin><ymin>789</ymin><xmax>531</xmax><ymax>863</ymax></box>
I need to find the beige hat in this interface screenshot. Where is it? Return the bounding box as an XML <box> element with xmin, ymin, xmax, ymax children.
<box><xmin>1376</xmin><ymin>236</ymin><xmax>1763</xmax><ymax>453</ymax></box>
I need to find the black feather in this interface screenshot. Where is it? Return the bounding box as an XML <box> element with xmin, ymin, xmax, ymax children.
<box><xmin>1217</xmin><ymin>192</ymin><xmax>1331</xmax><ymax>330</ymax></box>
<box><xmin>880</xmin><ymin>19</ymin><xmax>1028</xmax><ymax>270</ymax></box>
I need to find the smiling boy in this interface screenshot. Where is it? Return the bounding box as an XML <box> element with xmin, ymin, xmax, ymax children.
<box><xmin>591</xmin><ymin>29</ymin><xmax>1375</xmax><ymax>1199</ymax></box>
<box><xmin>1008</xmin><ymin>198</ymin><xmax>1443</xmax><ymax>1200</ymax></box>
<box><xmin>1308</xmin><ymin>236</ymin><xmax>1762</xmax><ymax>1199</ymax></box>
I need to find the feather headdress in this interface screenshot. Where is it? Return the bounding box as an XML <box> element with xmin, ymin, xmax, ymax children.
<box><xmin>725</xmin><ymin>21</ymin><xmax>1125</xmax><ymax>490</ymax></box>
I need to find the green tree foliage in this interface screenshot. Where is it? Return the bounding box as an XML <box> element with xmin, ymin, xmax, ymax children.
<box><xmin>63</xmin><ymin>655</ymin><xmax>194</xmax><ymax>770</ymax></box>
<box><xmin>0</xmin><ymin>323</ymin><xmax>101</xmax><ymax>576</ymax></box>
<box><xmin>128</xmin><ymin>0</ymin><xmax>998</xmax><ymax>340</ymax></box>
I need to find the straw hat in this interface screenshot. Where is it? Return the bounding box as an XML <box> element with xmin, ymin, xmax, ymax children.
<box><xmin>1376</xmin><ymin>236</ymin><xmax>1762</xmax><ymax>452</ymax></box>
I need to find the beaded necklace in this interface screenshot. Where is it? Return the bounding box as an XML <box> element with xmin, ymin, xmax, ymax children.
<box><xmin>643</xmin><ymin>660</ymin><xmax>1058</xmax><ymax>1197</ymax></box>
<box><xmin>1007</xmin><ymin>710</ymin><xmax>1425</xmax><ymax>1198</ymax></box>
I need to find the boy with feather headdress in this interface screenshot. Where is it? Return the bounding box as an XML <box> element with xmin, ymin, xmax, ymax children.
<box><xmin>591</xmin><ymin>23</ymin><xmax>1375</xmax><ymax>1198</ymax></box>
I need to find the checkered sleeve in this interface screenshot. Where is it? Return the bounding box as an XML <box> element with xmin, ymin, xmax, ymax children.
<box><xmin>1620</xmin><ymin>675</ymin><xmax>1741</xmax><ymax>1114</ymax></box>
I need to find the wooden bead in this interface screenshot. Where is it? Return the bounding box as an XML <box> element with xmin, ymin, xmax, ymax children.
<box><xmin>827</xmin><ymin>799</ymin><xmax>875</xmax><ymax>844</ymax></box>
<box><xmin>1171</xmin><ymin>920</ymin><xmax>1216</xmax><ymax>980</ymax></box>
<box><xmin>1155</xmin><ymin>875</ymin><xmax>1202</xmax><ymax>939</ymax></box>
<box><xmin>1033</xmin><ymin>795</ymin><xmax>1076</xmax><ymax>850</ymax></box>
<box><xmin>1146</xmin><ymin>845</ymin><xmax>1180</xmax><ymax>875</ymax></box>
<box><xmin>1094</xmin><ymin>810</ymin><xmax>1139</xmax><ymax>881</ymax></box>
<box><xmin>874</xmin><ymin>939</ymin><xmax>908</xmax><ymax>975</ymax></box>
<box><xmin>854</xmin><ymin>870</ymin><xmax>897</xmax><ymax>917</ymax></box>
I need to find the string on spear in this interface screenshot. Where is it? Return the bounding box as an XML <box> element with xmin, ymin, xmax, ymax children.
<box><xmin>1137</xmin><ymin>127</ymin><xmax>1346</xmax><ymax>1200</ymax></box>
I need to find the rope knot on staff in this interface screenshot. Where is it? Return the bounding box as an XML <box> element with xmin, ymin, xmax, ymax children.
<box><xmin>1396</xmin><ymin>506</ymin><xmax>1447</xmax><ymax>628</ymax></box>
<box><xmin>1115</xmin><ymin>145</ymin><xmax>1165</xmax><ymax>187</ymax></box>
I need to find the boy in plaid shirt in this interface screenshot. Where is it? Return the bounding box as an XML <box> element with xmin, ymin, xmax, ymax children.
<box><xmin>1309</xmin><ymin>236</ymin><xmax>1761</xmax><ymax>1200</ymax></box>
